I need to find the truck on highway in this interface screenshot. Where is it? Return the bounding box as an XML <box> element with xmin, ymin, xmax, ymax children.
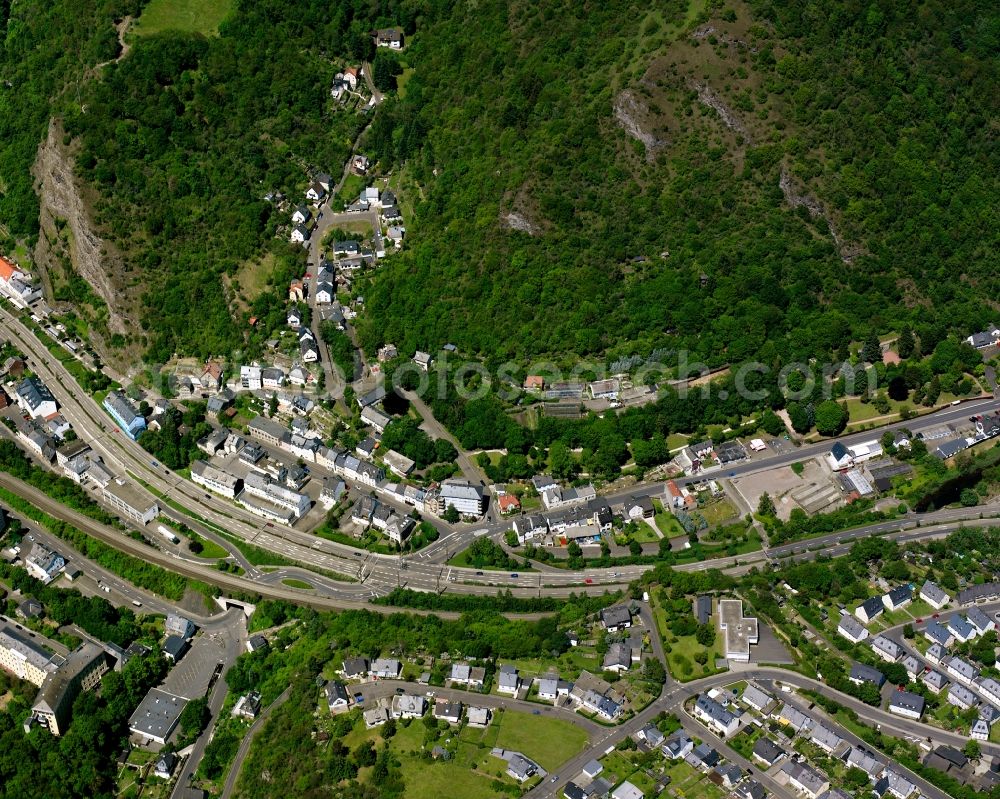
<box><xmin>157</xmin><ymin>525</ymin><xmax>180</xmax><ymax>545</ymax></box>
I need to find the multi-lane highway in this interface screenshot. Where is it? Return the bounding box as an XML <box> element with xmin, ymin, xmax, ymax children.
<box><xmin>3</xmin><ymin>302</ymin><xmax>999</xmax><ymax>607</ymax></box>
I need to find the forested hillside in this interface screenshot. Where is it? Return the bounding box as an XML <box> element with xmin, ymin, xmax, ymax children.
<box><xmin>1</xmin><ymin>0</ymin><xmax>997</xmax><ymax>365</ymax></box>
<box><xmin>358</xmin><ymin>0</ymin><xmax>999</xmax><ymax>364</ymax></box>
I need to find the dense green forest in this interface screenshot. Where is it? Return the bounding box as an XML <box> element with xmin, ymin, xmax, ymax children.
<box><xmin>359</xmin><ymin>0</ymin><xmax>999</xmax><ymax>365</ymax></box>
<box><xmin>2</xmin><ymin>0</ymin><xmax>997</xmax><ymax>367</ymax></box>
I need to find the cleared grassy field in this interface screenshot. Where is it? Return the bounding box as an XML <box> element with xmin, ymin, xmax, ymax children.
<box><xmin>492</xmin><ymin>711</ymin><xmax>589</xmax><ymax>771</ymax></box>
<box><xmin>134</xmin><ymin>0</ymin><xmax>233</xmax><ymax>36</ymax></box>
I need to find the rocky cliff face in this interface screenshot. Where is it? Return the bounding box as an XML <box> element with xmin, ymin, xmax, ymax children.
<box><xmin>32</xmin><ymin>118</ymin><xmax>140</xmax><ymax>358</ymax></box>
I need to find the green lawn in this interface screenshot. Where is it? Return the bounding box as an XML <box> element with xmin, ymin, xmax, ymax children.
<box><xmin>134</xmin><ymin>0</ymin><xmax>233</xmax><ymax>36</ymax></box>
<box><xmin>281</xmin><ymin>578</ymin><xmax>314</xmax><ymax>590</ymax></box>
<box><xmin>492</xmin><ymin>710</ymin><xmax>589</xmax><ymax>771</ymax></box>
<box><xmin>699</xmin><ymin>498</ymin><xmax>739</xmax><ymax>527</ymax></box>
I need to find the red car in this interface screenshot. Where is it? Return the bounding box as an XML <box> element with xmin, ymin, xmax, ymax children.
<box><xmin>915</xmin><ymin>618</ymin><xmax>923</xmax><ymax>623</ymax></box>
<box><xmin>584</xmin><ymin>578</ymin><xmax>593</xmax><ymax>584</ymax></box>
<box><xmin>932</xmin><ymin>613</ymin><xmax>940</xmax><ymax>619</ymax></box>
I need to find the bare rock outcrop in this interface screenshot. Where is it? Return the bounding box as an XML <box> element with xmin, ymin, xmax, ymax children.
<box><xmin>613</xmin><ymin>90</ymin><xmax>667</xmax><ymax>161</ymax></box>
<box><xmin>32</xmin><ymin>118</ymin><xmax>131</xmax><ymax>334</ymax></box>
<box><xmin>779</xmin><ymin>166</ymin><xmax>864</xmax><ymax>263</ymax></box>
<box><xmin>688</xmin><ymin>80</ymin><xmax>752</xmax><ymax>143</ymax></box>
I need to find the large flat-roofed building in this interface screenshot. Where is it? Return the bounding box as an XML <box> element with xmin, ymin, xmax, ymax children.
<box><xmin>31</xmin><ymin>642</ymin><xmax>109</xmax><ymax>735</ymax></box>
<box><xmin>247</xmin><ymin>416</ymin><xmax>288</xmax><ymax>447</ymax></box>
<box><xmin>719</xmin><ymin>599</ymin><xmax>759</xmax><ymax>662</ymax></box>
<box><xmin>434</xmin><ymin>479</ymin><xmax>485</xmax><ymax>517</ymax></box>
<box><xmin>0</xmin><ymin>619</ymin><xmax>62</xmax><ymax>686</ymax></box>
<box><xmin>240</xmin><ymin>472</ymin><xmax>310</xmax><ymax>520</ymax></box>
<box><xmin>129</xmin><ymin>688</ymin><xmax>188</xmax><ymax>746</ymax></box>
<box><xmin>190</xmin><ymin>460</ymin><xmax>243</xmax><ymax>499</ymax></box>
<box><xmin>102</xmin><ymin>478</ymin><xmax>159</xmax><ymax>525</ymax></box>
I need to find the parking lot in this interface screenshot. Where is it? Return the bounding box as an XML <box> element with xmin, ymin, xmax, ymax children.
<box><xmin>161</xmin><ymin>631</ymin><xmax>229</xmax><ymax>700</ymax></box>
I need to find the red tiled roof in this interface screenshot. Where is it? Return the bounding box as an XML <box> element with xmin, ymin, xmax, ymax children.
<box><xmin>498</xmin><ymin>494</ymin><xmax>521</xmax><ymax>512</ymax></box>
<box><xmin>0</xmin><ymin>256</ymin><xmax>19</xmax><ymax>281</ymax></box>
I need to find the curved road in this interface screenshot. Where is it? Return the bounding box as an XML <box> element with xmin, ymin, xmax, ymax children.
<box><xmin>219</xmin><ymin>686</ymin><xmax>292</xmax><ymax>799</ymax></box>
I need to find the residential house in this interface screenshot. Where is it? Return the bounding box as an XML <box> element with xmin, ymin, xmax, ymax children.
<box><xmin>849</xmin><ymin>663</ymin><xmax>885</xmax><ymax>687</ymax></box>
<box><xmin>291</xmin><ymin>205</ymin><xmax>310</xmax><ymax>225</ymax></box>
<box><xmin>611</xmin><ymin>782</ymin><xmax>644</xmax><ymax>799</ymax></box>
<box><xmin>695</xmin><ymin>595</ymin><xmax>713</xmax><ymax>625</ymax></box>
<box><xmin>433</xmin><ymin>699</ymin><xmax>463</xmax><ymax>724</ymax></box>
<box><xmin>838</xmin><ymin>614</ymin><xmax>869</xmax><ymax>643</ymax></box>
<box><xmin>924</xmin><ymin>621</ymin><xmax>953</xmax><ymax>648</ymax></box>
<box><xmin>600</xmin><ymin>606</ymin><xmax>633</xmax><ymax>632</ymax></box>
<box><xmin>733</xmin><ymin>779</ymin><xmax>767</xmax><ymax>799</ymax></box>
<box><xmin>341</xmin><ymin>657</ymin><xmax>369</xmax><ymax>679</ymax></box>
<box><xmin>162</xmin><ymin>635</ymin><xmax>189</xmax><ymax>663</ymax></box>
<box><xmin>371</xmin><ymin>658</ymin><xmax>401</xmax><ymax>679</ymax></box>
<box><xmin>602</xmin><ymin>642</ymin><xmax>631</xmax><ymax>673</ymax></box>
<box><xmin>390</xmin><ymin>693</ymin><xmax>426</xmax><ymax>719</ymax></box>
<box><xmin>694</xmin><ymin>694</ymin><xmax>739</xmax><ymax>737</ymax></box>
<box><xmin>945</xmin><ymin>656</ymin><xmax>979</xmax><ymax>685</ymax></box>
<box><xmin>780</xmin><ymin>761</ymin><xmax>829</xmax><ymax>799</ymax></box>
<box><xmin>497</xmin><ymin>665</ymin><xmax>521</xmax><ymax>695</ymax></box>
<box><xmin>870</xmin><ymin>635</ymin><xmax>902</xmax><ymax>663</ymax></box>
<box><xmin>919</xmin><ymin>580</ymin><xmax>950</xmax><ymax>610</ymax></box>
<box><xmin>844</xmin><ymin>747</ymin><xmax>884</xmax><ymax>782</ymax></box>
<box><xmin>637</xmin><ymin>723</ymin><xmax>664</xmax><ymax>748</ymax></box>
<box><xmin>741</xmin><ymin>685</ymin><xmax>775</xmax><ymax>714</ymax></box>
<box><xmin>827</xmin><ymin>443</ymin><xmax>853</xmax><ymax>471</ymax></box>
<box><xmin>772</xmin><ymin>703</ymin><xmax>814</xmax><ymax>733</ymax></box>
<box><xmin>977</xmin><ymin>677</ymin><xmax>1000</xmax><ymax>708</ymax></box>
<box><xmin>16</xmin><ymin>377</ymin><xmax>58</xmax><ymax>420</ymax></box>
<box><xmin>855</xmin><ymin>597</ymin><xmax>884</xmax><ymax>625</ymax></box>
<box><xmin>363</xmin><ymin>707</ymin><xmax>389</xmax><ymax>728</ymax></box>
<box><xmin>965</xmin><ymin>326</ymin><xmax>1000</xmax><ymax>349</ymax></box>
<box><xmin>902</xmin><ymin>655</ymin><xmax>922</xmax><ymax>681</ymax></box>
<box><xmin>315</xmin><ymin>282</ymin><xmax>334</xmax><ymax>304</ymax></box>
<box><xmin>946</xmin><ymin>683</ymin><xmax>977</xmax><ymax>710</ymax></box>
<box><xmin>661</xmin><ymin>732</ymin><xmax>694</xmax><ymax>760</ymax></box>
<box><xmin>887</xmin><ymin>690</ymin><xmax>925</xmax><ymax>720</ymax></box>
<box><xmin>375</xmin><ymin>28</ymin><xmax>404</xmax><ymax>48</ymax></box>
<box><xmin>947</xmin><ymin>614</ymin><xmax>976</xmax><ymax>643</ymax></box>
<box><xmin>752</xmin><ymin>738</ymin><xmax>785</xmax><ymax>767</ymax></box>
<box><xmin>685</xmin><ymin>742</ymin><xmax>720</xmax><ymax>771</ymax></box>
<box><xmin>877</xmin><ymin>770</ymin><xmax>917</xmax><ymax>799</ymax></box>
<box><xmin>467</xmin><ymin>706</ymin><xmax>492</xmax><ymax>727</ymax></box>
<box><xmin>882</xmin><ymin>585</ymin><xmax>912</xmax><ymax>611</ymax></box>
<box><xmin>925</xmin><ymin>643</ymin><xmax>947</xmax><ymax>665</ymax></box>
<box><xmin>967</xmin><ymin>607</ymin><xmax>993</xmax><ymax>637</ymax></box>
<box><xmin>325</xmin><ymin>681</ymin><xmax>351</xmax><ymax>714</ymax></box>
<box><xmin>506</xmin><ymin>753</ymin><xmax>537</xmax><ymax>783</ymax></box>
<box><xmin>412</xmin><ymin>350</ymin><xmax>432</xmax><ymax>371</ymax></box>
<box><xmin>103</xmin><ymin>391</ymin><xmax>146</xmax><ymax>440</ymax></box>
<box><xmin>810</xmin><ymin>725</ymin><xmax>845</xmax><ymax>754</ymax></box>
<box><xmin>290</xmin><ymin>223</ymin><xmax>311</xmax><ymax>244</ymax></box>
<box><xmin>497</xmin><ymin>493</ymin><xmax>521</xmax><ymax>515</ymax></box>
<box><xmin>154</xmin><ymin>752</ymin><xmax>177</xmax><ymax>780</ymax></box>
<box><xmin>921</xmin><ymin>670</ymin><xmax>948</xmax><ymax>693</ymax></box>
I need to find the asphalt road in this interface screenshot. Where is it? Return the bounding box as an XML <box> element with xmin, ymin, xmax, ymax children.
<box><xmin>219</xmin><ymin>686</ymin><xmax>292</xmax><ymax>799</ymax></box>
<box><xmin>3</xmin><ymin>304</ymin><xmax>1000</xmax><ymax>606</ymax></box>
<box><xmin>171</xmin><ymin>608</ymin><xmax>247</xmax><ymax>798</ymax></box>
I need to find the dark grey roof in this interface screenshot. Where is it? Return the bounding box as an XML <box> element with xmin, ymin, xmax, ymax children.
<box><xmin>752</xmin><ymin>737</ymin><xmax>784</xmax><ymax>764</ymax></box>
<box><xmin>849</xmin><ymin>662</ymin><xmax>885</xmax><ymax>686</ymax></box>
